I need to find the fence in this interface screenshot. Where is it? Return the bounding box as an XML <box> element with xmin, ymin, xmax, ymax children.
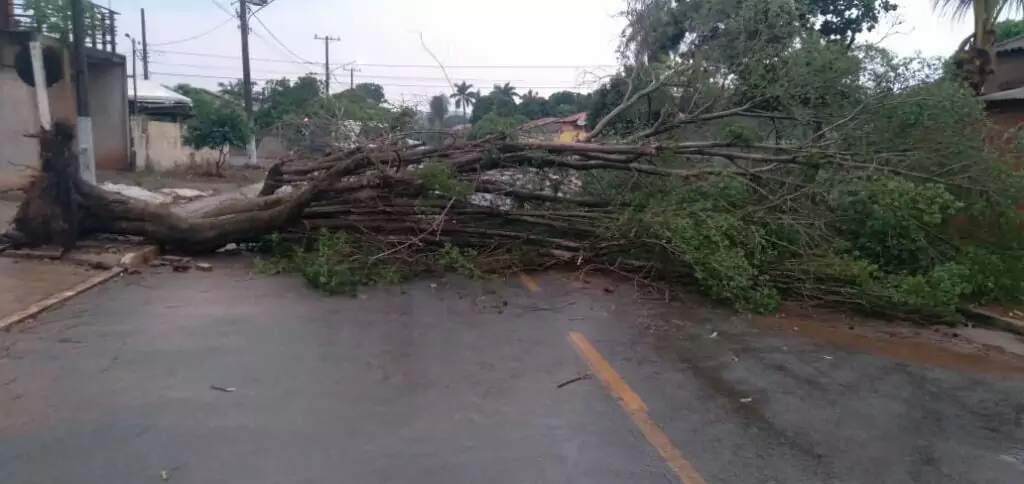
<box><xmin>2</xmin><ymin>0</ymin><xmax>118</xmax><ymax>53</ymax></box>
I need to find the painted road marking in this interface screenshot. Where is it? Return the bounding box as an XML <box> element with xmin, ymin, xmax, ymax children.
<box><xmin>518</xmin><ymin>272</ymin><xmax>540</xmax><ymax>292</ymax></box>
<box><xmin>568</xmin><ymin>332</ymin><xmax>708</xmax><ymax>484</ymax></box>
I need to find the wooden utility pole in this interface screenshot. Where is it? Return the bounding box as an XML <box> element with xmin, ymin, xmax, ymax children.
<box><xmin>71</xmin><ymin>0</ymin><xmax>95</xmax><ymax>183</ymax></box>
<box><xmin>140</xmin><ymin>8</ymin><xmax>150</xmax><ymax>80</ymax></box>
<box><xmin>313</xmin><ymin>34</ymin><xmax>340</xmax><ymax>96</ymax></box>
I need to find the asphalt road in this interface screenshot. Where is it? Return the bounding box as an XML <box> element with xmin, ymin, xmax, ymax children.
<box><xmin>1</xmin><ymin>259</ymin><xmax>1022</xmax><ymax>483</ymax></box>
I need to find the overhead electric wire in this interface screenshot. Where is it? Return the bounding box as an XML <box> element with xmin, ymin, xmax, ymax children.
<box><xmin>249</xmin><ymin>11</ymin><xmax>316</xmax><ymax>66</ymax></box>
<box><xmin>147</xmin><ymin>60</ymin><xmax>580</xmax><ymax>85</ymax></box>
<box><xmin>147</xmin><ymin>48</ymin><xmax>615</xmax><ymax>69</ymax></box>
<box><xmin>149</xmin><ymin>71</ymin><xmax>584</xmax><ymax>90</ymax></box>
<box><xmin>149</xmin><ymin>17</ymin><xmax>234</xmax><ymax>46</ymax></box>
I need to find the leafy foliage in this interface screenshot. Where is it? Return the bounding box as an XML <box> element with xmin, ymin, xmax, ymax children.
<box><xmin>630</xmin><ymin>0</ymin><xmax>898</xmax><ymax>62</ymax></box>
<box><xmin>449</xmin><ymin>81</ymin><xmax>478</xmax><ymax>118</ymax></box>
<box><xmin>428</xmin><ymin>94</ymin><xmax>450</xmax><ymax>127</ymax></box>
<box><xmin>353</xmin><ymin>83</ymin><xmax>386</xmax><ymax>104</ymax></box>
<box><xmin>174</xmin><ymin>84</ymin><xmax>250</xmax><ymax>175</ymax></box>
<box><xmin>470</xmin><ymin>92</ymin><xmax>518</xmax><ymax>123</ymax></box>
<box><xmin>248</xmin><ymin>0</ymin><xmax>1024</xmax><ymax>325</ymax></box>
<box><xmin>467</xmin><ymin>113</ymin><xmax>527</xmax><ymax>140</ymax></box>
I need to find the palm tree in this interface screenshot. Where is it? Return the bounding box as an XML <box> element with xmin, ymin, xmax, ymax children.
<box><xmin>428</xmin><ymin>94</ymin><xmax>450</xmax><ymax>128</ymax></box>
<box><xmin>932</xmin><ymin>0</ymin><xmax>1022</xmax><ymax>92</ymax></box>
<box><xmin>491</xmin><ymin>82</ymin><xmax>520</xmax><ymax>102</ymax></box>
<box><xmin>449</xmin><ymin>81</ymin><xmax>477</xmax><ymax>118</ymax></box>
<box><xmin>932</xmin><ymin>0</ymin><xmax>1021</xmax><ymax>20</ymax></box>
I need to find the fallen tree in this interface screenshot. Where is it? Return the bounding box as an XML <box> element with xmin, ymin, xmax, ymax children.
<box><xmin>9</xmin><ymin>0</ymin><xmax>1024</xmax><ymax>322</ymax></box>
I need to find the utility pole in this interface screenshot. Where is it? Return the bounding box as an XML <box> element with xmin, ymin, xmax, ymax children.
<box><xmin>313</xmin><ymin>34</ymin><xmax>339</xmax><ymax>96</ymax></box>
<box><xmin>125</xmin><ymin>33</ymin><xmax>140</xmax><ymax>171</ymax></box>
<box><xmin>343</xmin><ymin>64</ymin><xmax>360</xmax><ymax>89</ymax></box>
<box><xmin>238</xmin><ymin>0</ymin><xmax>257</xmax><ymax>165</ymax></box>
<box><xmin>71</xmin><ymin>0</ymin><xmax>95</xmax><ymax>183</ymax></box>
<box><xmin>140</xmin><ymin>8</ymin><xmax>150</xmax><ymax>80</ymax></box>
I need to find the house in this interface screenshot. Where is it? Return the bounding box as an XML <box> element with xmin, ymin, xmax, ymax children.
<box><xmin>0</xmin><ymin>0</ymin><xmax>129</xmax><ymax>189</ymax></box>
<box><xmin>129</xmin><ymin>79</ymin><xmax>230</xmax><ymax>172</ymax></box>
<box><xmin>519</xmin><ymin>112</ymin><xmax>588</xmax><ymax>143</ymax></box>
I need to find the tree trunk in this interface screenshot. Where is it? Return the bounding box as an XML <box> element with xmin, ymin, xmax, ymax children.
<box><xmin>10</xmin><ymin>122</ymin><xmax>368</xmax><ymax>254</ymax></box>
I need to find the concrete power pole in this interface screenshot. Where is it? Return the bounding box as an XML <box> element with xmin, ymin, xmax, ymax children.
<box><xmin>343</xmin><ymin>64</ymin><xmax>360</xmax><ymax>89</ymax></box>
<box><xmin>238</xmin><ymin>0</ymin><xmax>257</xmax><ymax>165</ymax></box>
<box><xmin>313</xmin><ymin>34</ymin><xmax>339</xmax><ymax>96</ymax></box>
<box><xmin>70</xmin><ymin>0</ymin><xmax>95</xmax><ymax>183</ymax></box>
<box><xmin>140</xmin><ymin>8</ymin><xmax>150</xmax><ymax>80</ymax></box>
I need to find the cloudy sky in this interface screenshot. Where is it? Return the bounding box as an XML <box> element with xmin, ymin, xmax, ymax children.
<box><xmin>109</xmin><ymin>0</ymin><xmax>977</xmax><ymax>108</ymax></box>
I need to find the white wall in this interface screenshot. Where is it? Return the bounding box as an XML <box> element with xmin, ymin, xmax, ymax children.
<box><xmin>132</xmin><ymin>117</ymin><xmax>224</xmax><ymax>173</ymax></box>
<box><xmin>0</xmin><ymin>66</ymin><xmax>40</xmax><ymax>191</ymax></box>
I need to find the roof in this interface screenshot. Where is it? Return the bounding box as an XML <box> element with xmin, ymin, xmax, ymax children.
<box><xmin>519</xmin><ymin>113</ymin><xmax>589</xmax><ymax>131</ymax></box>
<box><xmin>979</xmin><ymin>86</ymin><xmax>1024</xmax><ymax>102</ymax></box>
<box><xmin>519</xmin><ymin>117</ymin><xmax>561</xmax><ymax>130</ymax></box>
<box><xmin>127</xmin><ymin>79</ymin><xmax>193</xmax><ymax>106</ymax></box>
<box><xmin>559</xmin><ymin>112</ymin><xmax>587</xmax><ymax>126</ymax></box>
<box><xmin>996</xmin><ymin>35</ymin><xmax>1024</xmax><ymax>55</ymax></box>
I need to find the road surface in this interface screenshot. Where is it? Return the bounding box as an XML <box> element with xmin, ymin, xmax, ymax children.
<box><xmin>1</xmin><ymin>258</ymin><xmax>1022</xmax><ymax>483</ymax></box>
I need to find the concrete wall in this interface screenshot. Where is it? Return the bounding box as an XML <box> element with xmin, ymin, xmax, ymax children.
<box><xmin>132</xmin><ymin>117</ymin><xmax>223</xmax><ymax>172</ymax></box>
<box><xmin>0</xmin><ymin>34</ymin><xmax>76</xmax><ymax>191</ymax></box>
<box><xmin>88</xmin><ymin>60</ymin><xmax>129</xmax><ymax>170</ymax></box>
<box><xmin>987</xmin><ymin>53</ymin><xmax>1024</xmax><ymax>94</ymax></box>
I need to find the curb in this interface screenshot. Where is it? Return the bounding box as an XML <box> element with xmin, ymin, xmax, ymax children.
<box><xmin>960</xmin><ymin>307</ymin><xmax>1024</xmax><ymax>337</ymax></box>
<box><xmin>0</xmin><ymin>245</ymin><xmax>159</xmax><ymax>332</ymax></box>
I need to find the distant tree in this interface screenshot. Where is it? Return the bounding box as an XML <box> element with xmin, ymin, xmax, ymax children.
<box><xmin>547</xmin><ymin>90</ymin><xmax>592</xmax><ymax>116</ymax></box>
<box><xmin>428</xmin><ymin>94</ymin><xmax>450</xmax><ymax>127</ymax></box>
<box><xmin>548</xmin><ymin>90</ymin><xmax>580</xmax><ymax>107</ymax></box>
<box><xmin>449</xmin><ymin>81</ymin><xmax>478</xmax><ymax>118</ymax></box>
<box><xmin>443</xmin><ymin>113</ymin><xmax>469</xmax><ymax>127</ymax></box>
<box><xmin>517</xmin><ymin>89</ymin><xmax>551</xmax><ymax>119</ymax></box>
<box><xmin>491</xmin><ymin>82</ymin><xmax>520</xmax><ymax>102</ymax></box>
<box><xmin>253</xmin><ymin>74</ymin><xmax>324</xmax><ymax>131</ymax></box>
<box><xmin>467</xmin><ymin>112</ymin><xmax>528</xmax><ymax>140</ymax></box>
<box><xmin>470</xmin><ymin>92</ymin><xmax>517</xmax><ymax>123</ymax></box>
<box><xmin>215</xmin><ymin>79</ymin><xmax>253</xmax><ymax>105</ymax></box>
<box><xmin>353</xmin><ymin>82</ymin><xmax>387</xmax><ymax>104</ymax></box>
<box><xmin>996</xmin><ymin>19</ymin><xmax>1024</xmax><ymax>42</ymax></box>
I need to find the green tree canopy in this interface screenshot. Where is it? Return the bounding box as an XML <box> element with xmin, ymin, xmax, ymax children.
<box><xmin>631</xmin><ymin>0</ymin><xmax>897</xmax><ymax>62</ymax></box>
<box><xmin>353</xmin><ymin>83</ymin><xmax>387</xmax><ymax>104</ymax></box>
<box><xmin>490</xmin><ymin>82</ymin><xmax>520</xmax><ymax>102</ymax></box>
<box><xmin>450</xmin><ymin>81</ymin><xmax>478</xmax><ymax>118</ymax></box>
<box><xmin>517</xmin><ymin>90</ymin><xmax>551</xmax><ymax>119</ymax></box>
<box><xmin>996</xmin><ymin>19</ymin><xmax>1024</xmax><ymax>42</ymax></box>
<box><xmin>428</xmin><ymin>94</ymin><xmax>450</xmax><ymax>127</ymax></box>
<box><xmin>470</xmin><ymin>92</ymin><xmax>517</xmax><ymax>123</ymax></box>
<box><xmin>172</xmin><ymin>83</ymin><xmax>250</xmax><ymax>174</ymax></box>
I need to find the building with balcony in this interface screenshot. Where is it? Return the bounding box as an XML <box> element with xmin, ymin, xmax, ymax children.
<box><xmin>0</xmin><ymin>0</ymin><xmax>129</xmax><ymax>190</ymax></box>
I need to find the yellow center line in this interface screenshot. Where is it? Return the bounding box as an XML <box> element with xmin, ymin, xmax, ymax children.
<box><xmin>568</xmin><ymin>331</ymin><xmax>708</xmax><ymax>484</ymax></box>
<box><xmin>518</xmin><ymin>272</ymin><xmax>541</xmax><ymax>293</ymax></box>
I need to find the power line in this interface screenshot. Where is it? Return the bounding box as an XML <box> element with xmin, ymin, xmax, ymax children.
<box><xmin>149</xmin><ymin>17</ymin><xmax>234</xmax><ymax>46</ymax></box>
<box><xmin>149</xmin><ymin>71</ymin><xmax>585</xmax><ymax>89</ymax></box>
<box><xmin>149</xmin><ymin>60</ymin><xmax>585</xmax><ymax>84</ymax></box>
<box><xmin>250</xmin><ymin>11</ymin><xmax>316</xmax><ymax>65</ymax></box>
<box><xmin>147</xmin><ymin>48</ymin><xmax>616</xmax><ymax>69</ymax></box>
<box><xmin>149</xmin><ymin>60</ymin><xmax>579</xmax><ymax>84</ymax></box>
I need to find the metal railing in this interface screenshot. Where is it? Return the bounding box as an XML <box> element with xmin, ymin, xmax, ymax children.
<box><xmin>3</xmin><ymin>0</ymin><xmax>119</xmax><ymax>53</ymax></box>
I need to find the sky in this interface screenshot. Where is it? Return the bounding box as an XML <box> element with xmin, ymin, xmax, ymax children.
<box><xmin>107</xmin><ymin>0</ymin><xmax>979</xmax><ymax>109</ymax></box>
